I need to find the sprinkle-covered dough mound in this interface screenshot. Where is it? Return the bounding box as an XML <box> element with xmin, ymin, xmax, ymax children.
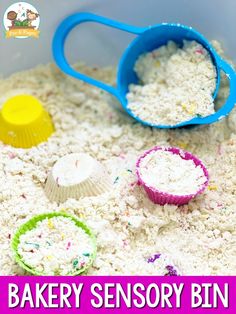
<box><xmin>139</xmin><ymin>149</ymin><xmax>207</xmax><ymax>195</ymax></box>
<box><xmin>127</xmin><ymin>40</ymin><xmax>216</xmax><ymax>126</ymax></box>
<box><xmin>18</xmin><ymin>216</ymin><xmax>94</xmax><ymax>275</ymax></box>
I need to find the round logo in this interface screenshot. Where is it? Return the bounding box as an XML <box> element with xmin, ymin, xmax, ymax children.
<box><xmin>3</xmin><ymin>2</ymin><xmax>40</xmax><ymax>39</ymax></box>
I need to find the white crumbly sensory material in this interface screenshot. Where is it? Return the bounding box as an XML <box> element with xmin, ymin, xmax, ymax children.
<box><xmin>139</xmin><ymin>149</ymin><xmax>206</xmax><ymax>195</ymax></box>
<box><xmin>0</xmin><ymin>40</ymin><xmax>236</xmax><ymax>276</ymax></box>
<box><xmin>18</xmin><ymin>216</ymin><xmax>93</xmax><ymax>275</ymax></box>
<box><xmin>127</xmin><ymin>40</ymin><xmax>216</xmax><ymax>125</ymax></box>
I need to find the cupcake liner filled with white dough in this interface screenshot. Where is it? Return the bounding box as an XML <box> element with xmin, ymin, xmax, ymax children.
<box><xmin>138</xmin><ymin>148</ymin><xmax>208</xmax><ymax>196</ymax></box>
<box><xmin>17</xmin><ymin>215</ymin><xmax>95</xmax><ymax>275</ymax></box>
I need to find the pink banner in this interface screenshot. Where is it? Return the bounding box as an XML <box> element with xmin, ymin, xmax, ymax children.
<box><xmin>0</xmin><ymin>276</ymin><xmax>235</xmax><ymax>313</ymax></box>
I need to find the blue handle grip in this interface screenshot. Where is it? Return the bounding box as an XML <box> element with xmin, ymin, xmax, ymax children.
<box><xmin>52</xmin><ymin>12</ymin><xmax>146</xmax><ymax>100</ymax></box>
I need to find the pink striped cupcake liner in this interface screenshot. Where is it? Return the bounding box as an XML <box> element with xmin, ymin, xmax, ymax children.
<box><xmin>136</xmin><ymin>146</ymin><xmax>209</xmax><ymax>206</ymax></box>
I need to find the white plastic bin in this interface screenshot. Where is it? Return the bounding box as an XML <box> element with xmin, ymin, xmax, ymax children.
<box><xmin>0</xmin><ymin>0</ymin><xmax>235</xmax><ymax>77</ymax></box>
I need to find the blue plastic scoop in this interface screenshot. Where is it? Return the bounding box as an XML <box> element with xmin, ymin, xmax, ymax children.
<box><xmin>53</xmin><ymin>12</ymin><xmax>236</xmax><ymax>128</ymax></box>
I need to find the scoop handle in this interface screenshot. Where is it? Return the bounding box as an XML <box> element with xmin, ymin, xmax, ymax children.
<box><xmin>52</xmin><ymin>12</ymin><xmax>146</xmax><ymax>100</ymax></box>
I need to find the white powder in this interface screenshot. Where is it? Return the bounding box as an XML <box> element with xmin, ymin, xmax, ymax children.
<box><xmin>127</xmin><ymin>40</ymin><xmax>216</xmax><ymax>126</ymax></box>
<box><xmin>0</xmin><ymin>40</ymin><xmax>236</xmax><ymax>276</ymax></box>
<box><xmin>138</xmin><ymin>149</ymin><xmax>207</xmax><ymax>195</ymax></box>
<box><xmin>18</xmin><ymin>216</ymin><xmax>94</xmax><ymax>275</ymax></box>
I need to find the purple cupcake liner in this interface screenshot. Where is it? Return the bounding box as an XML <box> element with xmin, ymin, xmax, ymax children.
<box><xmin>136</xmin><ymin>146</ymin><xmax>209</xmax><ymax>206</ymax></box>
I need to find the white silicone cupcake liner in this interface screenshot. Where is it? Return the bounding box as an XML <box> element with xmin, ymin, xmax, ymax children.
<box><xmin>45</xmin><ymin>153</ymin><xmax>112</xmax><ymax>203</ymax></box>
<box><xmin>136</xmin><ymin>146</ymin><xmax>209</xmax><ymax>206</ymax></box>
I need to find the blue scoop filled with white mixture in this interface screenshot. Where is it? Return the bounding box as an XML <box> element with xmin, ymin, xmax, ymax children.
<box><xmin>53</xmin><ymin>12</ymin><xmax>236</xmax><ymax>129</ymax></box>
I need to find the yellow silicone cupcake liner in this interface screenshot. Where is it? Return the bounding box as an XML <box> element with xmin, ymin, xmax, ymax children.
<box><xmin>0</xmin><ymin>94</ymin><xmax>54</xmax><ymax>148</ymax></box>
